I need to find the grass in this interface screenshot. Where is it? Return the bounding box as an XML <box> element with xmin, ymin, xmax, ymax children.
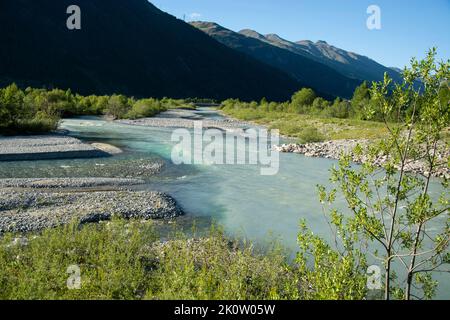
<box><xmin>222</xmin><ymin>108</ymin><xmax>390</xmax><ymax>142</ymax></box>
<box><xmin>0</xmin><ymin>220</ymin><xmax>300</xmax><ymax>300</ymax></box>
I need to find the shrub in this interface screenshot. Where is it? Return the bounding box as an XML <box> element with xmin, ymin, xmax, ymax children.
<box><xmin>15</xmin><ymin>117</ymin><xmax>59</xmax><ymax>134</ymax></box>
<box><xmin>298</xmin><ymin>127</ymin><xmax>325</xmax><ymax>143</ymax></box>
<box><xmin>0</xmin><ymin>220</ymin><xmax>155</xmax><ymax>299</ymax></box>
<box><xmin>104</xmin><ymin>95</ymin><xmax>131</xmax><ymax>119</ymax></box>
<box><xmin>0</xmin><ymin>221</ymin><xmax>300</xmax><ymax>300</ymax></box>
<box><xmin>125</xmin><ymin>99</ymin><xmax>166</xmax><ymax>119</ymax></box>
<box><xmin>290</xmin><ymin>88</ymin><xmax>316</xmax><ymax>114</ymax></box>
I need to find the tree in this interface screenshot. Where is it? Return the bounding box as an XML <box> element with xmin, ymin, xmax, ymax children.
<box><xmin>291</xmin><ymin>88</ymin><xmax>316</xmax><ymax>114</ymax></box>
<box><xmin>322</xmin><ymin>97</ymin><xmax>350</xmax><ymax>118</ymax></box>
<box><xmin>126</xmin><ymin>98</ymin><xmax>166</xmax><ymax>119</ymax></box>
<box><xmin>311</xmin><ymin>97</ymin><xmax>330</xmax><ymax>114</ymax></box>
<box><xmin>104</xmin><ymin>95</ymin><xmax>130</xmax><ymax>119</ymax></box>
<box><xmin>297</xmin><ymin>49</ymin><xmax>449</xmax><ymax>300</ymax></box>
<box><xmin>0</xmin><ymin>83</ymin><xmax>24</xmax><ymax>127</ymax></box>
<box><xmin>351</xmin><ymin>81</ymin><xmax>371</xmax><ymax>119</ymax></box>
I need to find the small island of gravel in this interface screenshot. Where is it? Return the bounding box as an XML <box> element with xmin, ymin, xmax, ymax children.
<box><xmin>0</xmin><ymin>177</ymin><xmax>184</xmax><ymax>234</ymax></box>
<box><xmin>117</xmin><ymin>109</ymin><xmax>255</xmax><ymax>131</ymax></box>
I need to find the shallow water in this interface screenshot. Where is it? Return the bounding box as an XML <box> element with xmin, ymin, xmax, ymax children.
<box><xmin>1</xmin><ymin>108</ymin><xmax>448</xmax><ymax>298</ymax></box>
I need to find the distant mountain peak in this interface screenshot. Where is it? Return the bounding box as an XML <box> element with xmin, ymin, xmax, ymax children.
<box><xmin>190</xmin><ymin>21</ymin><xmax>219</xmax><ymax>28</ymax></box>
<box><xmin>239</xmin><ymin>29</ymin><xmax>267</xmax><ymax>41</ymax></box>
<box><xmin>265</xmin><ymin>33</ymin><xmax>283</xmax><ymax>41</ymax></box>
<box><xmin>190</xmin><ymin>21</ymin><xmax>223</xmax><ymax>32</ymax></box>
<box><xmin>195</xmin><ymin>21</ymin><xmax>402</xmax><ymax>85</ymax></box>
<box><xmin>194</xmin><ymin>22</ymin><xmax>362</xmax><ymax>99</ymax></box>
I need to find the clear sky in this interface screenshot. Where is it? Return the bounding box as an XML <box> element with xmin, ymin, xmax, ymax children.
<box><xmin>151</xmin><ymin>0</ymin><xmax>450</xmax><ymax>69</ymax></box>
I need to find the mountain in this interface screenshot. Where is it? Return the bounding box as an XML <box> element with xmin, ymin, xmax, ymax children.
<box><xmin>389</xmin><ymin>67</ymin><xmax>404</xmax><ymax>74</ymax></box>
<box><xmin>192</xmin><ymin>22</ymin><xmax>361</xmax><ymax>99</ymax></box>
<box><xmin>0</xmin><ymin>0</ymin><xmax>301</xmax><ymax>101</ymax></box>
<box><xmin>250</xmin><ymin>32</ymin><xmax>403</xmax><ymax>83</ymax></box>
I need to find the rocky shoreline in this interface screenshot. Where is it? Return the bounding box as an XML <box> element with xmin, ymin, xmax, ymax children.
<box><xmin>0</xmin><ymin>178</ymin><xmax>184</xmax><ymax>234</ymax></box>
<box><xmin>274</xmin><ymin>140</ymin><xmax>449</xmax><ymax>178</ymax></box>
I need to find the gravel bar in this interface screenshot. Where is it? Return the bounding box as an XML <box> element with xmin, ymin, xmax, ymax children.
<box><xmin>0</xmin><ymin>135</ymin><xmax>111</xmax><ymax>161</ymax></box>
<box><xmin>0</xmin><ymin>189</ymin><xmax>184</xmax><ymax>233</ymax></box>
<box><xmin>0</xmin><ymin>178</ymin><xmax>145</xmax><ymax>189</ymax></box>
<box><xmin>117</xmin><ymin>117</ymin><xmax>254</xmax><ymax>131</ymax></box>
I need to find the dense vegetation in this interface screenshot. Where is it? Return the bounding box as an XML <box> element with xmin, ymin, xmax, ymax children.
<box><xmin>0</xmin><ymin>219</ymin><xmax>366</xmax><ymax>300</ymax></box>
<box><xmin>222</xmin><ymin>82</ymin><xmax>372</xmax><ymax>120</ymax></box>
<box><xmin>221</xmin><ymin>69</ymin><xmax>449</xmax><ymax>143</ymax></box>
<box><xmin>0</xmin><ymin>84</ymin><xmax>194</xmax><ymax>134</ymax></box>
<box><xmin>221</xmin><ymin>82</ymin><xmax>390</xmax><ymax>142</ymax></box>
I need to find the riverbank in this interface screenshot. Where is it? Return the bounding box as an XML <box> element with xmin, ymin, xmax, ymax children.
<box><xmin>218</xmin><ymin>108</ymin><xmax>449</xmax><ymax>178</ymax></box>
<box><xmin>0</xmin><ymin>177</ymin><xmax>184</xmax><ymax>234</ymax></box>
<box><xmin>274</xmin><ymin>140</ymin><xmax>450</xmax><ymax>178</ymax></box>
<box><xmin>0</xmin><ymin>135</ymin><xmax>122</xmax><ymax>161</ymax></box>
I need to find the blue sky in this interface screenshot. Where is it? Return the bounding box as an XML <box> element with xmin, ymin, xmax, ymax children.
<box><xmin>151</xmin><ymin>0</ymin><xmax>450</xmax><ymax>68</ymax></box>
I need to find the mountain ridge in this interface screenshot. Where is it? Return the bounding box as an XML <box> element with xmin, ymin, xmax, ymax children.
<box><xmin>242</xmin><ymin>30</ymin><xmax>403</xmax><ymax>83</ymax></box>
<box><xmin>0</xmin><ymin>0</ymin><xmax>301</xmax><ymax>101</ymax></box>
<box><xmin>192</xmin><ymin>21</ymin><xmax>362</xmax><ymax>99</ymax></box>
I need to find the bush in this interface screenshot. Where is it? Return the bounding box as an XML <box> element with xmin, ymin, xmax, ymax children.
<box><xmin>321</xmin><ymin>98</ymin><xmax>351</xmax><ymax>118</ymax></box>
<box><xmin>0</xmin><ymin>220</ymin><xmax>155</xmax><ymax>299</ymax></box>
<box><xmin>290</xmin><ymin>88</ymin><xmax>316</xmax><ymax>114</ymax></box>
<box><xmin>125</xmin><ymin>99</ymin><xmax>166</xmax><ymax>119</ymax></box>
<box><xmin>146</xmin><ymin>231</ymin><xmax>299</xmax><ymax>300</ymax></box>
<box><xmin>14</xmin><ymin>117</ymin><xmax>59</xmax><ymax>134</ymax></box>
<box><xmin>0</xmin><ymin>83</ymin><xmax>25</xmax><ymax>127</ymax></box>
<box><xmin>0</xmin><ymin>220</ymin><xmax>300</xmax><ymax>300</ymax></box>
<box><xmin>298</xmin><ymin>127</ymin><xmax>325</xmax><ymax>143</ymax></box>
<box><xmin>104</xmin><ymin>95</ymin><xmax>131</xmax><ymax>119</ymax></box>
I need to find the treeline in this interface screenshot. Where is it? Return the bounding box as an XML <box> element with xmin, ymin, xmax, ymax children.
<box><xmin>0</xmin><ymin>84</ymin><xmax>195</xmax><ymax>134</ymax></box>
<box><xmin>221</xmin><ymin>81</ymin><xmax>413</xmax><ymax>121</ymax></box>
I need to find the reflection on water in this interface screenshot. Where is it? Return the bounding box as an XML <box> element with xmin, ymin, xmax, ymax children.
<box><xmin>1</xmin><ymin>109</ymin><xmax>448</xmax><ymax>298</ymax></box>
